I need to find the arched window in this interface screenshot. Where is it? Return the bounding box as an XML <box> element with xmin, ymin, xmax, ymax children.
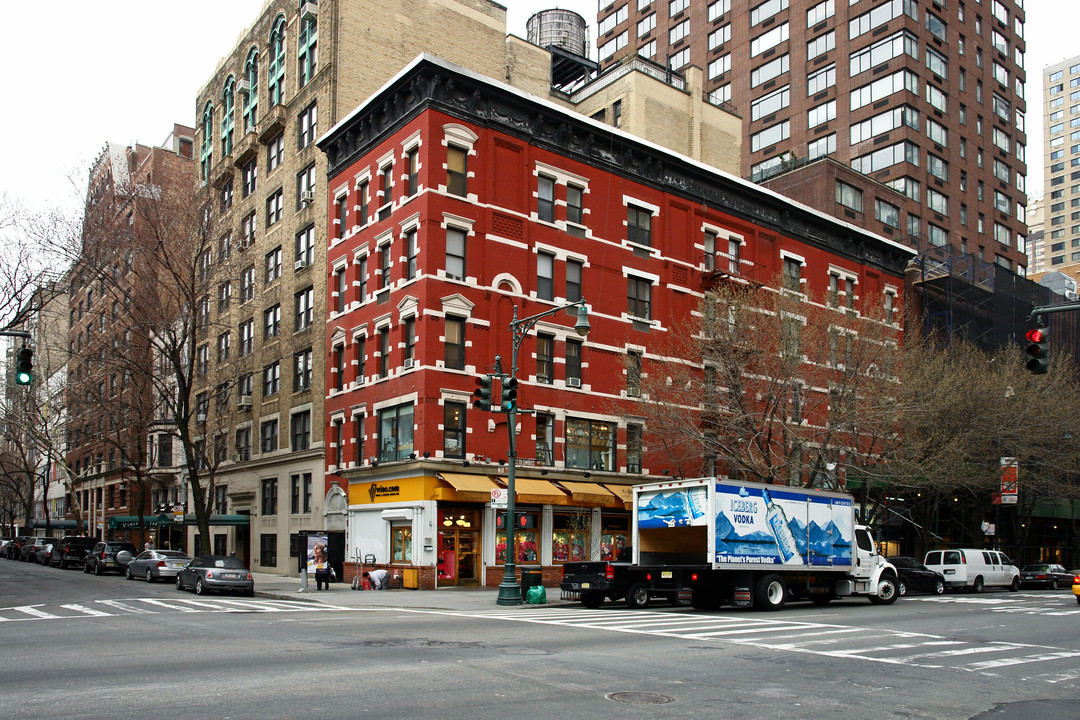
<box><xmin>200</xmin><ymin>101</ymin><xmax>214</xmax><ymax>182</ymax></box>
<box><xmin>221</xmin><ymin>76</ymin><xmax>235</xmax><ymax>157</ymax></box>
<box><xmin>268</xmin><ymin>15</ymin><xmax>286</xmax><ymax>106</ymax></box>
<box><xmin>298</xmin><ymin>8</ymin><xmax>317</xmax><ymax>88</ymax></box>
<box><xmin>243</xmin><ymin>47</ymin><xmax>259</xmax><ymax>132</ymax></box>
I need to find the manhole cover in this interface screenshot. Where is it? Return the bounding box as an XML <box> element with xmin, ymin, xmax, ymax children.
<box><xmin>607</xmin><ymin>692</ymin><xmax>674</xmax><ymax>705</ymax></box>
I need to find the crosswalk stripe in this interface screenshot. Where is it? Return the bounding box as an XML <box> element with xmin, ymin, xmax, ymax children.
<box><xmin>60</xmin><ymin>603</ymin><xmax>112</xmax><ymax>617</ymax></box>
<box><xmin>965</xmin><ymin>650</ymin><xmax>1080</xmax><ymax>671</ymax></box>
<box><xmin>13</xmin><ymin>605</ymin><xmax>60</xmax><ymax>619</ymax></box>
<box><xmin>97</xmin><ymin>600</ymin><xmax>156</xmax><ymax>614</ymax></box>
<box><xmin>139</xmin><ymin>599</ymin><xmax>200</xmax><ymax>612</ymax></box>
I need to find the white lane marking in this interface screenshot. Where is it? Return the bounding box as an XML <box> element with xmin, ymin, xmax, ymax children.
<box><xmin>60</xmin><ymin>604</ymin><xmax>112</xmax><ymax>617</ymax></box>
<box><xmin>97</xmin><ymin>600</ymin><xmax>156</xmax><ymax>614</ymax></box>
<box><xmin>964</xmin><ymin>650</ymin><xmax>1080</xmax><ymax>671</ymax></box>
<box><xmin>12</xmin><ymin>605</ymin><xmax>61</xmax><ymax>619</ymax></box>
<box><xmin>139</xmin><ymin>599</ymin><xmax>200</xmax><ymax>612</ymax></box>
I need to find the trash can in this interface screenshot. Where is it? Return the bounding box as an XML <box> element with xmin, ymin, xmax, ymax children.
<box><xmin>520</xmin><ymin>567</ymin><xmax>543</xmax><ymax>594</ymax></box>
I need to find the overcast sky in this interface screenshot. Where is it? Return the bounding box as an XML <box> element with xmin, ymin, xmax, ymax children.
<box><xmin>0</xmin><ymin>0</ymin><xmax>1072</xmax><ymax>215</ymax></box>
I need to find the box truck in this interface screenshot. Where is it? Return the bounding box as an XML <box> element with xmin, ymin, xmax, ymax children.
<box><xmin>561</xmin><ymin>478</ymin><xmax>898</xmax><ymax>611</ymax></box>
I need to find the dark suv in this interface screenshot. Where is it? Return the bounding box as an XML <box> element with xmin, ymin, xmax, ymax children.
<box><xmin>84</xmin><ymin>541</ymin><xmax>138</xmax><ymax>575</ymax></box>
<box><xmin>4</xmin><ymin>536</ymin><xmax>32</xmax><ymax>559</ymax></box>
<box><xmin>50</xmin><ymin>536</ymin><xmax>98</xmax><ymax>569</ymax></box>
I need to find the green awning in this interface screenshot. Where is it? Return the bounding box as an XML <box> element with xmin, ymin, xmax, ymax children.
<box><xmin>107</xmin><ymin>513</ymin><xmax>175</xmax><ymax>530</ymax></box>
<box><xmin>182</xmin><ymin>514</ymin><xmax>250</xmax><ymax>526</ymax></box>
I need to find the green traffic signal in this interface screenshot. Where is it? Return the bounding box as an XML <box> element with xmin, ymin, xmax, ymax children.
<box><xmin>500</xmin><ymin>377</ymin><xmax>518</xmax><ymax>412</ymax></box>
<box><xmin>14</xmin><ymin>347</ymin><xmax>33</xmax><ymax>385</ymax></box>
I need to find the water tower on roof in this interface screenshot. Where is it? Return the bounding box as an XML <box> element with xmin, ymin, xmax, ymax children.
<box><xmin>527</xmin><ymin>9</ymin><xmax>598</xmax><ymax>93</ymax></box>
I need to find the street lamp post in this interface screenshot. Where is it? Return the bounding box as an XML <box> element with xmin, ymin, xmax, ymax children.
<box><xmin>497</xmin><ymin>299</ymin><xmax>590</xmax><ymax>606</ymax></box>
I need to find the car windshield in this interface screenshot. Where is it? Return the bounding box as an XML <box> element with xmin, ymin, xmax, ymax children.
<box><xmin>1022</xmin><ymin>565</ymin><xmax>1050</xmax><ymax>572</ymax></box>
<box><xmin>210</xmin><ymin>558</ymin><xmax>246</xmax><ymax>569</ymax></box>
<box><xmin>158</xmin><ymin>551</ymin><xmax>190</xmax><ymax>559</ymax></box>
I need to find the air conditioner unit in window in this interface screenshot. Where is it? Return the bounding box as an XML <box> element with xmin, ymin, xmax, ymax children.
<box><xmin>237</xmin><ymin>79</ymin><xmax>251</xmax><ymax>96</ymax></box>
<box><xmin>196</xmin><ymin>413</ymin><xmax>207</xmax><ymax>423</ymax></box>
<box><xmin>300</xmin><ymin>190</ymin><xmax>315</xmax><ymax>205</ymax></box>
<box><xmin>238</xmin><ymin>395</ymin><xmax>252</xmax><ymax>409</ymax></box>
<box><xmin>300</xmin><ymin>1</ymin><xmax>318</xmax><ymax>22</ymax></box>
<box><xmin>295</xmin><ymin>259</ymin><xmax>308</xmax><ymax>270</ymax></box>
<box><xmin>403</xmin><ymin>358</ymin><xmax>414</xmax><ymax>369</ymax></box>
<box><xmin>567</xmin><ymin>377</ymin><xmax>581</xmax><ymax>388</ymax></box>
<box><xmin>234</xmin><ymin>453</ymin><xmax>246</xmax><ymax>462</ymax></box>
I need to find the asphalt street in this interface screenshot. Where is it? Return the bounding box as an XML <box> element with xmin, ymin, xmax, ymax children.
<box><xmin>2</xmin><ymin>559</ymin><xmax>1078</xmax><ymax>719</ymax></box>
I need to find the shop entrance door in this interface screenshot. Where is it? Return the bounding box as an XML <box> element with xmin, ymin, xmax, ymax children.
<box><xmin>437</xmin><ymin>507</ymin><xmax>479</xmax><ymax>586</ymax></box>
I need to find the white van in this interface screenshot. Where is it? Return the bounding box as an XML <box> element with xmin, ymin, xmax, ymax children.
<box><xmin>923</xmin><ymin>549</ymin><xmax>1020</xmax><ymax>592</ymax></box>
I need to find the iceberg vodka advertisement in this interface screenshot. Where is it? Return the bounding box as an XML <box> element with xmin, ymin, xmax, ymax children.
<box><xmin>713</xmin><ymin>483</ymin><xmax>853</xmax><ymax>567</ymax></box>
<box><xmin>637</xmin><ymin>485</ymin><xmax>709</xmax><ymax>528</ymax></box>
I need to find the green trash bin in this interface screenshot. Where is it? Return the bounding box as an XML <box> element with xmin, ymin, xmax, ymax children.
<box><xmin>520</xmin><ymin>567</ymin><xmax>543</xmax><ymax>595</ymax></box>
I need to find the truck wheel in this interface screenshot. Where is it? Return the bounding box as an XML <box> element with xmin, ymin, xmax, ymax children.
<box><xmin>754</xmin><ymin>574</ymin><xmax>787</xmax><ymax>611</ymax></box>
<box><xmin>869</xmin><ymin>574</ymin><xmax>899</xmax><ymax>605</ymax></box>
<box><xmin>972</xmin><ymin>576</ymin><xmax>984</xmax><ymax>593</ymax></box>
<box><xmin>1009</xmin><ymin>577</ymin><xmax>1020</xmax><ymax>592</ymax></box>
<box><xmin>580</xmin><ymin>592</ymin><xmax>604</xmax><ymax>609</ymax></box>
<box><xmin>625</xmin><ymin>583</ymin><xmax>650</xmax><ymax>609</ymax></box>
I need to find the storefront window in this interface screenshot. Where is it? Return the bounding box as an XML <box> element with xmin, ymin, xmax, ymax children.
<box><xmin>601</xmin><ymin>515</ymin><xmax>630</xmax><ymax>561</ymax></box>
<box><xmin>495</xmin><ymin>511</ymin><xmax>538</xmax><ymax>564</ymax></box>
<box><xmin>438</xmin><ymin>507</ymin><xmax>479</xmax><ymax>585</ymax></box>
<box><xmin>378</xmin><ymin>403</ymin><xmax>414</xmax><ymax>461</ymax></box>
<box><xmin>565</xmin><ymin>418</ymin><xmax>616</xmax><ymax>470</ymax></box>
<box><xmin>391</xmin><ymin>526</ymin><xmax>412</xmax><ymax>563</ymax></box>
<box><xmin>552</xmin><ymin>511</ymin><xmax>590</xmax><ymax>563</ymax></box>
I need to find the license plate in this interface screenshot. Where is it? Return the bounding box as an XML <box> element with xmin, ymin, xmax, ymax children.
<box><xmin>580</xmin><ymin>582</ymin><xmax>590</xmax><ymax>589</ymax></box>
<box><xmin>661</xmin><ymin>571</ymin><xmax>673</xmax><ymax>579</ymax></box>
<box><xmin>223</xmin><ymin>573</ymin><xmax>240</xmax><ymax>579</ymax></box>
<box><xmin>944</xmin><ymin>569</ymin><xmax>955</xmax><ymax>574</ymax></box>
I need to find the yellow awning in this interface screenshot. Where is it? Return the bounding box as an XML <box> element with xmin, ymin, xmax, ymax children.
<box><xmin>437</xmin><ymin>473</ymin><xmax>499</xmax><ymax>494</ymax></box>
<box><xmin>559</xmin><ymin>481</ymin><xmax>621</xmax><ymax>500</ymax></box>
<box><xmin>499</xmin><ymin>477</ymin><xmax>567</xmax><ymax>497</ymax></box>
<box><xmin>603</xmin><ymin>484</ymin><xmax>634</xmax><ymax>503</ymax></box>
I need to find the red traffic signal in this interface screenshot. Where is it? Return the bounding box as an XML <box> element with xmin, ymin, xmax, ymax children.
<box><xmin>473</xmin><ymin>374</ymin><xmax>493</xmax><ymax>411</ymax></box>
<box><xmin>1024</xmin><ymin>324</ymin><xmax>1049</xmax><ymax>375</ymax></box>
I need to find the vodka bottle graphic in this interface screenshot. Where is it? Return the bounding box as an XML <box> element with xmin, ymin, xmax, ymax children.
<box><xmin>687</xmin><ymin>487</ymin><xmax>707</xmax><ymax>521</ymax></box>
<box><xmin>761</xmin><ymin>488</ymin><xmax>804</xmax><ymax>565</ymax></box>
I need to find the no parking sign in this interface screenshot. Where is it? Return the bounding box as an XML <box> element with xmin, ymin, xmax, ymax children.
<box><xmin>491</xmin><ymin>488</ymin><xmax>508</xmax><ymax>508</ymax></box>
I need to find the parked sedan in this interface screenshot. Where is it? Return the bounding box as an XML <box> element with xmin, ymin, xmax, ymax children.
<box><xmin>4</xmin><ymin>536</ymin><xmax>31</xmax><ymax>559</ymax></box>
<box><xmin>126</xmin><ymin>550</ymin><xmax>192</xmax><ymax>582</ymax></box>
<box><xmin>21</xmin><ymin>537</ymin><xmax>58</xmax><ymax>563</ymax></box>
<box><xmin>176</xmin><ymin>555</ymin><xmax>254</xmax><ymax>596</ymax></box>
<box><xmin>1020</xmin><ymin>564</ymin><xmax>1075</xmax><ymax>590</ymax></box>
<box><xmin>84</xmin><ymin>541</ymin><xmax>138</xmax><ymax>575</ymax></box>
<box><xmin>888</xmin><ymin>556</ymin><xmax>946</xmax><ymax>596</ymax></box>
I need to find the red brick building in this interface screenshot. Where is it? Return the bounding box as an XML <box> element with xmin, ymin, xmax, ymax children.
<box><xmin>318</xmin><ymin>55</ymin><xmax>912</xmax><ymax>589</ymax></box>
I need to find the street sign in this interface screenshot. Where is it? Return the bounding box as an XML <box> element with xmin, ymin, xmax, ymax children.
<box><xmin>491</xmin><ymin>488</ymin><xmax>508</xmax><ymax>508</ymax></box>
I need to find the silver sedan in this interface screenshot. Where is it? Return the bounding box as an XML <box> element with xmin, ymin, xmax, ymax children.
<box><xmin>126</xmin><ymin>550</ymin><xmax>192</xmax><ymax>582</ymax></box>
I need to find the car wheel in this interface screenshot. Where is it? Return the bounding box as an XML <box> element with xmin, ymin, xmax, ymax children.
<box><xmin>755</xmin><ymin>574</ymin><xmax>788</xmax><ymax>611</ymax></box>
<box><xmin>126</xmin><ymin>566</ymin><xmax>134</xmax><ymax>580</ymax></box>
<box><xmin>898</xmin><ymin>580</ymin><xmax>908</xmax><ymax>597</ymax></box>
<box><xmin>1076</xmin><ymin>596</ymin><xmax>1080</xmax><ymax>606</ymax></box>
<box><xmin>869</xmin><ymin>574</ymin><xmax>899</xmax><ymax>605</ymax></box>
<box><xmin>1009</xmin><ymin>577</ymin><xmax>1020</xmax><ymax>592</ymax></box>
<box><xmin>94</xmin><ymin>562</ymin><xmax>103</xmax><ymax>576</ymax></box>
<box><xmin>933</xmin><ymin>579</ymin><xmax>946</xmax><ymax>595</ymax></box>
<box><xmin>195</xmin><ymin>578</ymin><xmax>207</xmax><ymax>596</ymax></box>
<box><xmin>972</xmin><ymin>576</ymin><xmax>984</xmax><ymax>593</ymax></box>
<box><xmin>625</xmin><ymin>582</ymin><xmax>650</xmax><ymax>609</ymax></box>
<box><xmin>146</xmin><ymin>570</ymin><xmax>154</xmax><ymax>583</ymax></box>
<box><xmin>1050</xmin><ymin>579</ymin><xmax>1059</xmax><ymax>590</ymax></box>
<box><xmin>83</xmin><ymin>562</ymin><xmax>91</xmax><ymax>574</ymax></box>
<box><xmin>176</xmin><ymin>575</ymin><xmax>184</xmax><ymax>591</ymax></box>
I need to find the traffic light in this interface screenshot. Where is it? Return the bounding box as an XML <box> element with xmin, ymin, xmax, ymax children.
<box><xmin>500</xmin><ymin>377</ymin><xmax>518</xmax><ymax>412</ymax></box>
<box><xmin>1024</xmin><ymin>323</ymin><xmax>1049</xmax><ymax>375</ymax></box>
<box><xmin>495</xmin><ymin>512</ymin><xmax>536</xmax><ymax>530</ymax></box>
<box><xmin>473</xmin><ymin>374</ymin><xmax>493</xmax><ymax>411</ymax></box>
<box><xmin>14</xmin><ymin>347</ymin><xmax>33</xmax><ymax>386</ymax></box>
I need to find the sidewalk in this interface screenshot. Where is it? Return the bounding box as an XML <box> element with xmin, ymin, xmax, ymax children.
<box><xmin>251</xmin><ymin>571</ymin><xmax>576</xmax><ymax>612</ymax></box>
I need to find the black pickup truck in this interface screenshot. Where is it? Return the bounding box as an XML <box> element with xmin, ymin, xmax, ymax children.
<box><xmin>559</xmin><ymin>548</ymin><xmax>642</xmax><ymax>608</ymax></box>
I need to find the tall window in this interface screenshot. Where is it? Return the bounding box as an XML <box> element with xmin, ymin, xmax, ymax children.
<box><xmin>835</xmin><ymin>181</ymin><xmax>863</xmax><ymax>212</ymax></box>
<box><xmin>783</xmin><ymin>257</ymin><xmax>802</xmax><ymax>290</ymax></box>
<box><xmin>264</xmin><ymin>304</ymin><xmax>281</xmax><ymax>338</ymax></box>
<box><xmin>537</xmin><ymin>252</ymin><xmax>554</xmax><ymax>301</ymax></box>
<box><xmin>403</xmin><ymin>318</ymin><xmax>416</xmax><ymax>366</ymax></box>
<box><xmin>200</xmin><ymin>102</ymin><xmax>213</xmax><ymax>182</ymax></box>
<box><xmin>242</xmin><ymin>158</ymin><xmax>257</xmax><ymax>197</ymax></box>
<box><xmin>298</xmin><ymin>12</ymin><xmax>317</xmax><ymax>88</ymax></box>
<box><xmin>263</xmin><ymin>361</ymin><xmax>280</xmax><ymax>396</ymax></box>
<box><xmin>444</xmin><ymin>317</ymin><xmax>465</xmax><ymax>370</ymax></box>
<box><xmin>627</xmin><ymin>424</ymin><xmax>643</xmax><ymax>473</ymax></box>
<box><xmin>378</xmin><ymin>403</ymin><xmax>414</xmax><ymax>461</ymax></box>
<box><xmin>261</xmin><ymin>478</ymin><xmax>278</xmax><ymax>516</ymax></box>
<box><xmin>379</xmin><ymin>328</ymin><xmax>390</xmax><ymax>378</ymax></box>
<box><xmin>243</xmin><ymin>48</ymin><xmax>259</xmax><ymax>131</ymax></box>
<box><xmin>627</xmin><ymin>277</ymin><xmax>652</xmax><ymax>319</ymax></box>
<box><xmin>291</xmin><ymin>410</ymin><xmax>311</xmax><ymax>451</ymax></box>
<box><xmin>447</xmin><ymin>146</ymin><xmax>467</xmax><ymax>197</ymax></box>
<box><xmin>294</xmin><ymin>348</ymin><xmax>312</xmax><ymax>392</ymax></box>
<box><xmin>297</xmin><ymin>164</ymin><xmax>316</xmax><ymax>208</ymax></box>
<box><xmin>268</xmin><ymin>16</ymin><xmax>286</xmax><ymax>106</ymax></box>
<box><xmin>538</xmin><ymin>175</ymin><xmax>555</xmax><ymax>222</ymax></box>
<box><xmin>295</xmin><ymin>286</ymin><xmax>314</xmax><ymax>330</ymax></box>
<box><xmin>266</xmin><ymin>246</ymin><xmax>282</xmax><ymax>283</ymax></box>
<box><xmin>358</xmin><ymin>179</ymin><xmax>369</xmax><ymax>225</ymax></box>
<box><xmin>566</xmin><ymin>185</ymin><xmax>585</xmax><ymax>236</ymax></box>
<box><xmin>334</xmin><ymin>267</ymin><xmax>347</xmax><ymax>313</ymax></box>
<box><xmin>333</xmin><ymin>344</ymin><xmax>345</xmax><ymax>391</ymax></box>
<box><xmin>295</xmin><ymin>225</ymin><xmax>315</xmax><ymax>268</ymax></box>
<box><xmin>221</xmin><ymin>78</ymin><xmax>235</xmax><ymax>157</ymax></box>
<box><xmin>446</xmin><ymin>227</ymin><xmax>466</xmax><ymax>280</ymax></box>
<box><xmin>379</xmin><ymin>244</ymin><xmax>391</xmax><ymax>290</ymax></box>
<box><xmin>566</xmin><ymin>259</ymin><xmax>582</xmax><ymax>302</ymax></box>
<box><xmin>298</xmin><ymin>103</ymin><xmax>317</xmax><ymax>149</ymax></box>
<box><xmin>443</xmin><ymin>402</ymin><xmax>466</xmax><ymax>458</ymax></box>
<box><xmin>335</xmin><ymin>195</ymin><xmax>349</xmax><ymax>240</ymax></box>
<box><xmin>235</xmin><ymin>428</ymin><xmax>251</xmax><ymax>462</ymax></box>
<box><xmin>266</xmin><ymin>189</ymin><xmax>283</xmax><ymax>226</ymax></box>
<box><xmin>627</xmin><ymin>351</ymin><xmax>642</xmax><ymax>397</ymax></box>
<box><xmin>379</xmin><ymin>163</ymin><xmax>394</xmax><ymax>220</ymax></box>
<box><xmin>261</xmin><ymin>420</ymin><xmax>278</xmax><ymax>453</ymax></box>
<box><xmin>239</xmin><ymin>319</ymin><xmax>254</xmax><ymax>356</ymax></box>
<box><xmin>406</xmin><ymin>229</ymin><xmax>418</xmax><ymax>280</ymax></box>
<box><xmin>566</xmin><ymin>339</ymin><xmax>582</xmax><ymax>385</ymax></box>
<box><xmin>536</xmin><ymin>334</ymin><xmax>554</xmax><ymax>384</ymax></box>
<box><xmin>627</xmin><ymin>205</ymin><xmax>652</xmax><ymax>246</ymax></box>
<box><xmin>406</xmin><ymin>148</ymin><xmax>419</xmax><ymax>196</ymax></box>
<box><xmin>536</xmin><ymin>414</ymin><xmax>554</xmax><ymax>465</ymax></box>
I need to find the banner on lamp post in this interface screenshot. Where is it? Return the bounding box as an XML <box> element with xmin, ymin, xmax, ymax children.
<box><xmin>1000</xmin><ymin>457</ymin><xmax>1018</xmax><ymax>499</ymax></box>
